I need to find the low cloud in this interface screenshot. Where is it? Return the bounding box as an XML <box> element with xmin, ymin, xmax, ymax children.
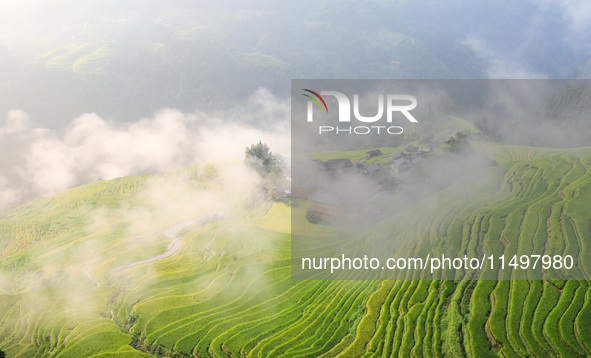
<box><xmin>0</xmin><ymin>88</ymin><xmax>290</xmax><ymax>212</ymax></box>
<box><xmin>464</xmin><ymin>0</ymin><xmax>591</xmax><ymax>79</ymax></box>
<box><xmin>462</xmin><ymin>35</ymin><xmax>549</xmax><ymax>79</ymax></box>
<box><xmin>539</xmin><ymin>0</ymin><xmax>591</xmax><ymax>34</ymax></box>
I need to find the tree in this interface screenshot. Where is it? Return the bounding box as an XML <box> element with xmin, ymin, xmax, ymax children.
<box><xmin>444</xmin><ymin>132</ymin><xmax>470</xmax><ymax>153</ymax></box>
<box><xmin>245</xmin><ymin>141</ymin><xmax>279</xmax><ymax>176</ymax></box>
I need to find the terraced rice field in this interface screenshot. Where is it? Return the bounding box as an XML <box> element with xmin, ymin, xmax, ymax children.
<box><xmin>0</xmin><ymin>144</ymin><xmax>591</xmax><ymax>357</ymax></box>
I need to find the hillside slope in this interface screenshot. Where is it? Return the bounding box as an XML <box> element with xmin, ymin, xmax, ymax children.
<box><xmin>0</xmin><ymin>143</ymin><xmax>590</xmax><ymax>357</ymax></box>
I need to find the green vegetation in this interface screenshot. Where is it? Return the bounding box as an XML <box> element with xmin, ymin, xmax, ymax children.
<box><xmin>245</xmin><ymin>141</ymin><xmax>280</xmax><ymax>176</ymax></box>
<box><xmin>444</xmin><ymin>131</ymin><xmax>470</xmax><ymax>153</ymax></box>
<box><xmin>43</xmin><ymin>44</ymin><xmax>95</xmax><ymax>70</ymax></box>
<box><xmin>1</xmin><ymin>142</ymin><xmax>591</xmax><ymax>357</ymax></box>
<box><xmin>307</xmin><ymin>146</ymin><xmax>399</xmax><ymax>164</ymax></box>
<box><xmin>72</xmin><ymin>46</ymin><xmax>113</xmax><ymax>74</ymax></box>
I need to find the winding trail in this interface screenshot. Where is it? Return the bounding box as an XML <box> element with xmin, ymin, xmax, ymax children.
<box><xmin>205</xmin><ymin>246</ymin><xmax>215</xmax><ymax>256</ymax></box>
<box><xmin>110</xmin><ymin>215</ymin><xmax>221</xmax><ymax>273</ymax></box>
<box><xmin>85</xmin><ymin>268</ymin><xmax>100</xmax><ymax>287</ymax></box>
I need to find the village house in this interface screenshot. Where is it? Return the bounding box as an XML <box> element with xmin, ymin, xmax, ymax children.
<box><xmin>364</xmin><ymin>149</ymin><xmax>383</xmax><ymax>160</ymax></box>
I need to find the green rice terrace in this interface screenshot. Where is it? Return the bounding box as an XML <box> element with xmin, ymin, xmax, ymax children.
<box><xmin>1</xmin><ymin>142</ymin><xmax>591</xmax><ymax>357</ymax></box>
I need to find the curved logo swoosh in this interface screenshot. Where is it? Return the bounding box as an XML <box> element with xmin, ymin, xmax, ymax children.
<box><xmin>302</xmin><ymin>89</ymin><xmax>328</xmax><ymax>112</ymax></box>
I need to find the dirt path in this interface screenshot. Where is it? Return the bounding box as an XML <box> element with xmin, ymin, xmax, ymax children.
<box><xmin>111</xmin><ymin>215</ymin><xmax>221</xmax><ymax>273</ymax></box>
<box><xmin>85</xmin><ymin>268</ymin><xmax>100</xmax><ymax>287</ymax></box>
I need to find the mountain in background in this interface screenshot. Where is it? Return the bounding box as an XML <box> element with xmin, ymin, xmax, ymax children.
<box><xmin>1</xmin><ymin>0</ymin><xmax>590</xmax><ymax>125</ymax></box>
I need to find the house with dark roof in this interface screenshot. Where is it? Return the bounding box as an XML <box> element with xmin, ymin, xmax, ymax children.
<box><xmin>365</xmin><ymin>149</ymin><xmax>383</xmax><ymax>160</ymax></box>
<box><xmin>405</xmin><ymin>144</ymin><xmax>419</xmax><ymax>153</ymax></box>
